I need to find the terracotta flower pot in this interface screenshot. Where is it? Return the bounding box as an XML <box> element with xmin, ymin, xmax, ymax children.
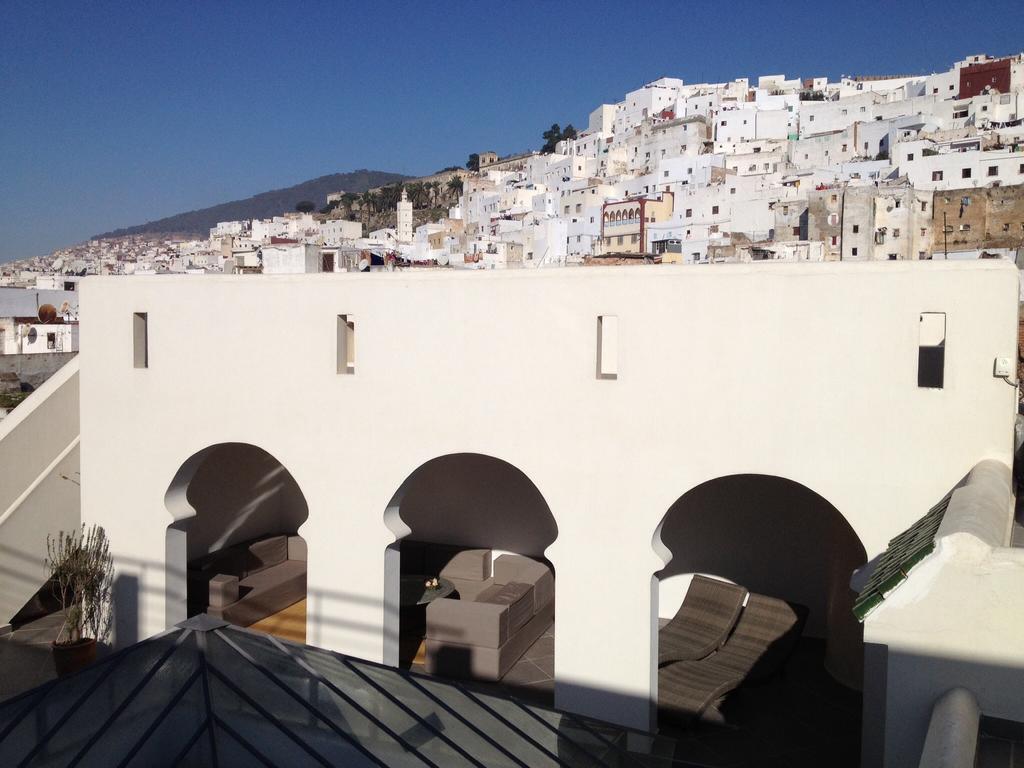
<box><xmin>52</xmin><ymin>638</ymin><xmax>97</xmax><ymax>677</ymax></box>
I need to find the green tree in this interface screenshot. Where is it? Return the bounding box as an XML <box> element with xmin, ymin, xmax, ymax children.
<box><xmin>466</xmin><ymin>153</ymin><xmax>480</xmax><ymax>171</ymax></box>
<box><xmin>295</xmin><ymin>200</ymin><xmax>316</xmax><ymax>214</ymax></box>
<box><xmin>542</xmin><ymin>123</ymin><xmax>577</xmax><ymax>153</ymax></box>
<box><xmin>541</xmin><ymin>124</ymin><xmax>562</xmax><ymax>153</ymax></box>
<box><xmin>447</xmin><ymin>176</ymin><xmax>463</xmax><ymax>195</ymax></box>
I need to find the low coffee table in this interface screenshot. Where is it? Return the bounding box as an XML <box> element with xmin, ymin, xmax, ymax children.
<box><xmin>400</xmin><ymin>575</ymin><xmax>455</xmax><ymax>606</ymax></box>
<box><xmin>399</xmin><ymin>575</ymin><xmax>455</xmax><ymax>667</ymax></box>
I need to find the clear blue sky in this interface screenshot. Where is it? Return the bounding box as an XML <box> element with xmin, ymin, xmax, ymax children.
<box><xmin>2</xmin><ymin>0</ymin><xmax>1022</xmax><ymax>262</ymax></box>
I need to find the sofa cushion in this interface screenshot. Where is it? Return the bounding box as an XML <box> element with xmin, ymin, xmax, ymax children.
<box><xmin>493</xmin><ymin>555</ymin><xmax>554</xmax><ymax>613</ymax></box>
<box><xmin>426</xmin><ymin>597</ymin><xmax>509</xmax><ymax>649</ymax></box>
<box><xmin>194</xmin><ymin>545</ymin><xmax>248</xmax><ymax>580</ymax></box>
<box><xmin>425</xmin><ymin>544</ymin><xmax>464</xmax><ymax>578</ymax></box>
<box><xmin>287</xmin><ymin>536</ymin><xmax>307</xmax><ymax>562</ymax></box>
<box><xmin>440</xmin><ymin>549</ymin><xmax>491</xmax><ymax>582</ymax></box>
<box><xmin>248</xmin><ymin>535</ymin><xmax>288</xmax><ymax>573</ymax></box>
<box><xmin>479</xmin><ymin>582</ymin><xmax>534</xmax><ymax>633</ymax></box>
<box><xmin>217</xmin><ymin>559</ymin><xmax>307</xmax><ymax>626</ymax></box>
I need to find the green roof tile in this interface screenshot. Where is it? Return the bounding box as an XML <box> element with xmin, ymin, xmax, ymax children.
<box><xmin>853</xmin><ymin>489</ymin><xmax>952</xmax><ymax>622</ymax></box>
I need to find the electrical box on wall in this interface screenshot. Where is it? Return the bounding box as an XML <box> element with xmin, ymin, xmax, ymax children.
<box><xmin>993</xmin><ymin>357</ymin><xmax>1013</xmax><ymax>378</ymax></box>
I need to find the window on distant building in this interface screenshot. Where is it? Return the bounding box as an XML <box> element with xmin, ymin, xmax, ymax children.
<box><xmin>712</xmin><ymin>205</ymin><xmax>719</xmax><ymax>214</ymax></box>
<box><xmin>962</xmin><ymin>168</ymin><xmax>971</xmax><ymax>179</ymax></box>
<box><xmin>685</xmin><ymin>208</ymin><xmax>692</xmax><ymax>217</ymax></box>
<box><xmin>852</xmin><ymin>247</ymin><xmax>858</xmax><ymax>256</ymax></box>
<box><xmin>932</xmin><ymin>171</ymin><xmax>944</xmax><ymax>181</ymax></box>
<box><xmin>842</xmin><ymin>144</ymin><xmax>848</xmax><ymax>152</ymax></box>
<box><xmin>831</xmin><ymin>235</ymin><xmax>838</xmax><ymax>245</ymax></box>
<box><xmin>987</xmin><ymin>166</ymin><xmax>998</xmax><ymax>177</ymax></box>
<box><xmin>959</xmin><ymin>224</ymin><xmax>971</xmax><ymax>231</ymax></box>
<box><xmin>852</xmin><ymin>225</ymin><xmax>860</xmax><ymax>234</ymax></box>
<box><xmin>809</xmin><ymin>115</ymin><xmax>815</xmax><ymax>121</ymax></box>
<box><xmin>893</xmin><ymin>228</ymin><xmax>901</xmax><ymax>238</ymax></box>
<box><xmin>1003</xmin><ymin>223</ymin><xmax>1010</xmax><ymax>232</ymax></box>
<box><xmin>921</xmin><ymin>228</ymin><xmax>927</xmax><ymax>236</ymax></box>
<box><xmin>730</xmin><ymin>188</ymin><xmax>736</xmax><ymax>195</ymax></box>
<box><xmin>895</xmin><ymin>199</ymin><xmax>901</xmax><ymax>208</ymax></box>
<box><xmin>792</xmin><ymin>226</ymin><xmax>800</xmax><ymax>236</ymax></box>
<box><xmin>830</xmin><ymin>194</ymin><xmax>837</xmax><ymax>203</ymax></box>
<box><xmin>888</xmin><ymin>254</ymin><xmax>897</xmax><ymax>260</ymax></box>
<box><xmin>907</xmin><ymin>153</ymin><xmax>914</xmax><ymax>161</ymax></box>
<box><xmin>617</xmin><ymin>236</ymin><xmax>624</xmax><ymax>245</ymax></box>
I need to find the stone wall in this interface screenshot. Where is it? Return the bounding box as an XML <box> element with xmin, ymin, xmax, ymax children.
<box><xmin>0</xmin><ymin>352</ymin><xmax>77</xmax><ymax>390</ymax></box>
<box><xmin>932</xmin><ymin>185</ymin><xmax>1024</xmax><ymax>254</ymax></box>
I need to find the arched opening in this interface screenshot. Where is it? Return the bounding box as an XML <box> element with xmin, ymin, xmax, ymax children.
<box><xmin>383</xmin><ymin>453</ymin><xmax>557</xmax><ymax>701</ymax></box>
<box><xmin>653</xmin><ymin>474</ymin><xmax>866</xmax><ymax>731</ymax></box>
<box><xmin>165</xmin><ymin>443</ymin><xmax>309</xmax><ymax>642</ymax></box>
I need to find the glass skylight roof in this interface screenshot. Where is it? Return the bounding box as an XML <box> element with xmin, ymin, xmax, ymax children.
<box><xmin>0</xmin><ymin>615</ymin><xmax>690</xmax><ymax>767</ymax></box>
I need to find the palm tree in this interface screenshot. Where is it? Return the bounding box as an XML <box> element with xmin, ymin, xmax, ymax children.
<box><xmin>447</xmin><ymin>176</ymin><xmax>463</xmax><ymax>196</ymax></box>
<box><xmin>407</xmin><ymin>182</ymin><xmax>425</xmax><ymax>209</ymax></box>
<box><xmin>429</xmin><ymin>181</ymin><xmax>442</xmax><ymax>207</ymax></box>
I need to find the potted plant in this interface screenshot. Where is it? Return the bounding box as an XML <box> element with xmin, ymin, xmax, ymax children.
<box><xmin>45</xmin><ymin>524</ymin><xmax>113</xmax><ymax>676</ymax></box>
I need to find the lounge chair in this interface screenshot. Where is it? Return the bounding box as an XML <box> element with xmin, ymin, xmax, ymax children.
<box><xmin>658</xmin><ymin>575</ymin><xmax>748</xmax><ymax>666</ymax></box>
<box><xmin>658</xmin><ymin>593</ymin><xmax>806</xmax><ymax>723</ymax></box>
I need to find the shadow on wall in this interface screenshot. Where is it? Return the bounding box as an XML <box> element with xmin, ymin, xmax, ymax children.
<box><xmin>655</xmin><ymin>474</ymin><xmax>867</xmax><ymax>687</ymax></box>
<box><xmin>178</xmin><ymin>443</ymin><xmax>308</xmax><ymax>561</ymax></box>
<box><xmin>394</xmin><ymin>453</ymin><xmax>558</xmax><ymax>556</ymax></box>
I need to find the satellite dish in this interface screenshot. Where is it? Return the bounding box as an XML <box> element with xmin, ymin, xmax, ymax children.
<box><xmin>59</xmin><ymin>301</ymin><xmax>71</xmax><ymax>315</ymax></box>
<box><xmin>436</xmin><ymin>253</ymin><xmax>450</xmax><ymax>266</ymax></box>
<box><xmin>52</xmin><ymin>257</ymin><xmax>64</xmax><ymax>272</ymax></box>
<box><xmin>38</xmin><ymin>304</ymin><xmax>57</xmax><ymax>323</ymax></box>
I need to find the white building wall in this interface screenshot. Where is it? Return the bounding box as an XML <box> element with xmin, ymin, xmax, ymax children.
<box><xmin>79</xmin><ymin>262</ymin><xmax>1017</xmax><ymax>731</ymax></box>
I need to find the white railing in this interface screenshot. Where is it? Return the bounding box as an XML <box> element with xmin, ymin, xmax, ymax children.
<box><xmin>0</xmin><ymin>357</ymin><xmax>81</xmax><ymax>625</ymax></box>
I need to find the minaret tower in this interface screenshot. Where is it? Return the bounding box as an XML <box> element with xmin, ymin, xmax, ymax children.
<box><xmin>397</xmin><ymin>188</ymin><xmax>413</xmax><ymax>243</ymax></box>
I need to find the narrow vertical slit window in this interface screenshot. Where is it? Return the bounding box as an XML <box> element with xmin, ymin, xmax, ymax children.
<box><xmin>337</xmin><ymin>315</ymin><xmax>355</xmax><ymax>374</ymax></box>
<box><xmin>133</xmin><ymin>312</ymin><xmax>148</xmax><ymax>369</ymax></box>
<box><xmin>597</xmin><ymin>315</ymin><xmax>618</xmax><ymax>380</ymax></box>
<box><xmin>917</xmin><ymin>312</ymin><xmax>945</xmax><ymax>388</ymax></box>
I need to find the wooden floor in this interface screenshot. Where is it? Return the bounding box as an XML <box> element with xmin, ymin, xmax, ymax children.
<box><xmin>246</xmin><ymin>599</ymin><xmax>307</xmax><ymax>643</ymax></box>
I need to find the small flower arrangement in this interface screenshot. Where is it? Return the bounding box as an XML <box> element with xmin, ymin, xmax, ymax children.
<box><xmin>424</xmin><ymin>577</ymin><xmax>440</xmax><ymax>590</ymax></box>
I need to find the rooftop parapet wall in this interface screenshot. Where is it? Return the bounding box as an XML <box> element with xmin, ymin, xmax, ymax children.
<box><xmin>77</xmin><ymin>261</ymin><xmax>1019</xmax><ymax>730</ymax></box>
<box><xmin>936</xmin><ymin>459</ymin><xmax>1013</xmax><ymax>548</ymax></box>
<box><xmin>864</xmin><ymin>457</ymin><xmax>1024</xmax><ymax>766</ymax></box>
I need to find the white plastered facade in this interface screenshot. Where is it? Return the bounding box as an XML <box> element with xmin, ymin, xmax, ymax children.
<box><xmin>78</xmin><ymin>261</ymin><xmax>1018</xmax><ymax>729</ymax></box>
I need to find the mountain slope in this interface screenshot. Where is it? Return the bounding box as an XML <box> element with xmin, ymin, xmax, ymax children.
<box><xmin>94</xmin><ymin>169</ymin><xmax>411</xmax><ymax>239</ymax></box>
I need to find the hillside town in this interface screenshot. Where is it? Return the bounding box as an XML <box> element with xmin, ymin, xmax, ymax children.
<box><xmin>2</xmin><ymin>51</ymin><xmax>1023</xmax><ymax>399</ymax></box>
<box><xmin>3</xmin><ymin>51</ymin><xmax>1023</xmax><ymax>287</ymax></box>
